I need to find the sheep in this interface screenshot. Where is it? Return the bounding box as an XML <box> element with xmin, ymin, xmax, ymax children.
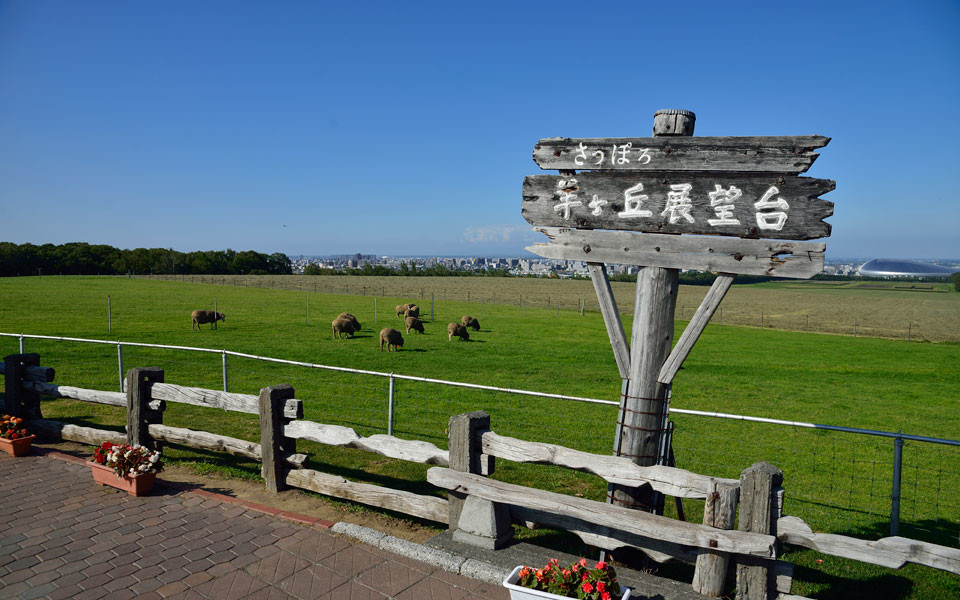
<box><xmin>447</xmin><ymin>322</ymin><xmax>469</xmax><ymax>341</ymax></box>
<box><xmin>191</xmin><ymin>310</ymin><xmax>225</xmax><ymax>331</ymax></box>
<box><xmin>405</xmin><ymin>316</ymin><xmax>424</xmax><ymax>334</ymax></box>
<box><xmin>379</xmin><ymin>327</ymin><xmax>404</xmax><ymax>351</ymax></box>
<box><xmin>332</xmin><ymin>317</ymin><xmax>358</xmax><ymax>339</ymax></box>
<box><xmin>405</xmin><ymin>304</ymin><xmax>420</xmax><ymax>318</ymax></box>
<box><xmin>337</xmin><ymin>312</ymin><xmax>361</xmax><ymax>331</ymax></box>
<box><xmin>461</xmin><ymin>315</ymin><xmax>480</xmax><ymax>331</ymax></box>
<box><xmin>396</xmin><ymin>303</ymin><xmax>413</xmax><ymax>317</ymax></box>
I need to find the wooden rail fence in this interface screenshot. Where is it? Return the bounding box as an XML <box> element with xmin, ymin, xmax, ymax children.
<box><xmin>3</xmin><ymin>354</ymin><xmax>958</xmax><ymax>599</ymax></box>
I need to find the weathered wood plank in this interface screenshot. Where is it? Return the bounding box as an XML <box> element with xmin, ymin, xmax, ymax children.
<box><xmin>150</xmin><ymin>382</ymin><xmax>302</xmax><ymax>419</ymax></box>
<box><xmin>146</xmin><ymin>424</ymin><xmax>307</xmax><ymax>468</ymax></box>
<box><xmin>0</xmin><ymin>363</ymin><xmax>55</xmax><ymax>382</ymax></box>
<box><xmin>508</xmin><ymin>505</ymin><xmax>699</xmax><ymax>564</ymax></box>
<box><xmin>28</xmin><ymin>418</ymin><xmax>126</xmax><ymax>446</ymax></box>
<box><xmin>528</xmin><ymin>228</ymin><xmax>825</xmax><ymax>278</ymax></box>
<box><xmin>284</xmin><ymin>420</ymin><xmax>449</xmax><ymax>466</ymax></box>
<box><xmin>481</xmin><ymin>431</ymin><xmax>736</xmax><ymax>499</ymax></box>
<box><xmin>127</xmin><ymin>368</ymin><xmax>163</xmax><ymax>450</ymax></box>
<box><xmin>778</xmin><ymin>516</ymin><xmax>960</xmax><ymax>575</ymax></box>
<box><xmin>587</xmin><ymin>263</ymin><xmax>630</xmax><ymax>378</ymax></box>
<box><xmin>692</xmin><ymin>481</ymin><xmax>739</xmax><ymax>596</ymax></box>
<box><xmin>428</xmin><ymin>468</ymin><xmax>775</xmax><ymax>557</ymax></box>
<box><xmin>285</xmin><ymin>468</ymin><xmax>448</xmax><ymax>524</ymax></box>
<box><xmin>533</xmin><ymin>135</ymin><xmax>829</xmax><ymax>173</ymax></box>
<box><xmin>658</xmin><ymin>274</ymin><xmax>735</xmax><ymax>385</ymax></box>
<box><xmin>522</xmin><ymin>172</ymin><xmax>835</xmax><ymax>240</ymax></box>
<box><xmin>23</xmin><ymin>381</ymin><xmax>129</xmax><ymax>407</ymax></box>
<box><xmin>737</xmin><ymin>462</ymin><xmax>783</xmax><ymax>600</ymax></box>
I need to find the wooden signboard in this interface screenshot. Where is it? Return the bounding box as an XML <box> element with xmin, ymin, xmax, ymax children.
<box><xmin>533</xmin><ymin>135</ymin><xmax>829</xmax><ymax>173</ymax></box>
<box><xmin>521</xmin><ymin>109</ymin><xmax>835</xmax><ymax>529</ymax></box>
<box><xmin>523</xmin><ymin>172</ymin><xmax>835</xmax><ymax>240</ymax></box>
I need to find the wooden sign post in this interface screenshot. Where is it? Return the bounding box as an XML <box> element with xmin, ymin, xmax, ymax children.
<box><xmin>522</xmin><ymin>110</ymin><xmax>834</xmax><ymax>516</ymax></box>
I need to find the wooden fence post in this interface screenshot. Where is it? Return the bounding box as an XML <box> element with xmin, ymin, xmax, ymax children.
<box><xmin>126</xmin><ymin>367</ymin><xmax>164</xmax><ymax>450</ymax></box>
<box><xmin>3</xmin><ymin>354</ymin><xmax>42</xmax><ymax>419</ymax></box>
<box><xmin>259</xmin><ymin>384</ymin><xmax>296</xmax><ymax>493</ymax></box>
<box><xmin>448</xmin><ymin>411</ymin><xmax>511</xmax><ymax>549</ymax></box>
<box><xmin>692</xmin><ymin>481</ymin><xmax>739</xmax><ymax>596</ymax></box>
<box><xmin>736</xmin><ymin>462</ymin><xmax>783</xmax><ymax>600</ymax></box>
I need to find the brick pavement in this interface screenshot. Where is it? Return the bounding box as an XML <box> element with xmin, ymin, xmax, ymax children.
<box><xmin>0</xmin><ymin>450</ymin><xmax>508</xmax><ymax>600</ymax></box>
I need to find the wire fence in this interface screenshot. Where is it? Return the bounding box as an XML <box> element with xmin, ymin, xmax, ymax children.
<box><xmin>2</xmin><ymin>331</ymin><xmax>958</xmax><ymax>548</ymax></box>
<box><xmin>129</xmin><ymin>273</ymin><xmax>960</xmax><ymax>343</ymax></box>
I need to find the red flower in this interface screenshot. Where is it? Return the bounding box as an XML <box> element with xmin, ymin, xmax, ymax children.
<box><xmin>596</xmin><ymin>561</ymin><xmax>606</xmax><ymax>570</ymax></box>
<box><xmin>602</xmin><ymin>593</ymin><xmax>611</xmax><ymax>600</ymax></box>
<box><xmin>582</xmin><ymin>582</ymin><xmax>594</xmax><ymax>594</ymax></box>
<box><xmin>597</xmin><ymin>581</ymin><xmax>606</xmax><ymax>593</ymax></box>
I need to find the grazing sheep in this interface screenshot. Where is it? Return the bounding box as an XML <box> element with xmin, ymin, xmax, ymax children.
<box><xmin>191</xmin><ymin>310</ymin><xmax>225</xmax><ymax>331</ymax></box>
<box><xmin>396</xmin><ymin>303</ymin><xmax>413</xmax><ymax>317</ymax></box>
<box><xmin>332</xmin><ymin>317</ymin><xmax>358</xmax><ymax>339</ymax></box>
<box><xmin>405</xmin><ymin>316</ymin><xmax>424</xmax><ymax>334</ymax></box>
<box><xmin>405</xmin><ymin>304</ymin><xmax>420</xmax><ymax>318</ymax></box>
<box><xmin>379</xmin><ymin>327</ymin><xmax>404</xmax><ymax>351</ymax></box>
<box><xmin>447</xmin><ymin>322</ymin><xmax>469</xmax><ymax>341</ymax></box>
<box><xmin>461</xmin><ymin>315</ymin><xmax>480</xmax><ymax>331</ymax></box>
<box><xmin>337</xmin><ymin>312</ymin><xmax>361</xmax><ymax>331</ymax></box>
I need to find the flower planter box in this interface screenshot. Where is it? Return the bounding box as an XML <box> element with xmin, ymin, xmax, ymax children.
<box><xmin>89</xmin><ymin>461</ymin><xmax>157</xmax><ymax>496</ymax></box>
<box><xmin>0</xmin><ymin>435</ymin><xmax>35</xmax><ymax>457</ymax></box>
<box><xmin>503</xmin><ymin>566</ymin><xmax>632</xmax><ymax>600</ymax></box>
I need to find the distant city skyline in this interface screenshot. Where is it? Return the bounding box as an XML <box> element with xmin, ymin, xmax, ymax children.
<box><xmin>1</xmin><ymin>2</ymin><xmax>958</xmax><ymax>259</ymax></box>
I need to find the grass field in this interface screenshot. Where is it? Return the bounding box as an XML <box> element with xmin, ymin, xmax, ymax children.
<box><xmin>145</xmin><ymin>273</ymin><xmax>960</xmax><ymax>342</ymax></box>
<box><xmin>1</xmin><ymin>275</ymin><xmax>958</xmax><ymax>598</ymax></box>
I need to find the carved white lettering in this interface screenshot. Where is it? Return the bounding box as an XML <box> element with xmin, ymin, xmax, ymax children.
<box><xmin>553</xmin><ymin>178</ymin><xmax>582</xmax><ymax>220</ymax></box>
<box><xmin>754</xmin><ymin>186</ymin><xmax>789</xmax><ymax>231</ymax></box>
<box><xmin>707</xmin><ymin>184</ymin><xmax>742</xmax><ymax>227</ymax></box>
<box><xmin>617</xmin><ymin>182</ymin><xmax>652</xmax><ymax>218</ymax></box>
<box><xmin>661</xmin><ymin>183</ymin><xmax>695</xmax><ymax>224</ymax></box>
<box><xmin>588</xmin><ymin>194</ymin><xmax>608</xmax><ymax>216</ymax></box>
<box><xmin>574</xmin><ymin>143</ymin><xmax>588</xmax><ymax>167</ymax></box>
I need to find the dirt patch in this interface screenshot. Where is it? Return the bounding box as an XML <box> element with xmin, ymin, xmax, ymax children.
<box><xmin>38</xmin><ymin>440</ymin><xmax>441</xmax><ymax>544</ymax></box>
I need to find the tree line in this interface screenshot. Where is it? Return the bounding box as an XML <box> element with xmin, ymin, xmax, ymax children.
<box><xmin>0</xmin><ymin>242</ymin><xmax>292</xmax><ymax>276</ymax></box>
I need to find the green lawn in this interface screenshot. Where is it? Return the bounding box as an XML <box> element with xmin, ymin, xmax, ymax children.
<box><xmin>1</xmin><ymin>275</ymin><xmax>958</xmax><ymax>598</ymax></box>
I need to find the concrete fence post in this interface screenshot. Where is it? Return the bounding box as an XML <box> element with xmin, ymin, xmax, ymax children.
<box><xmin>259</xmin><ymin>384</ymin><xmax>296</xmax><ymax>493</ymax></box>
<box><xmin>126</xmin><ymin>367</ymin><xmax>164</xmax><ymax>450</ymax></box>
<box><xmin>447</xmin><ymin>411</ymin><xmax>511</xmax><ymax>549</ymax></box>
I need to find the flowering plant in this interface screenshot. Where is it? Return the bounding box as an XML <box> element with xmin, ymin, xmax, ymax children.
<box><xmin>93</xmin><ymin>442</ymin><xmax>163</xmax><ymax>478</ymax></box>
<box><xmin>517</xmin><ymin>558</ymin><xmax>623</xmax><ymax>600</ymax></box>
<box><xmin>0</xmin><ymin>415</ymin><xmax>30</xmax><ymax>440</ymax></box>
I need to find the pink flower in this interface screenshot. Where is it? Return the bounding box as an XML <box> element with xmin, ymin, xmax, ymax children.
<box><xmin>578</xmin><ymin>558</ymin><xmax>588</xmax><ymax>567</ymax></box>
<box><xmin>596</xmin><ymin>561</ymin><xmax>606</xmax><ymax>570</ymax></box>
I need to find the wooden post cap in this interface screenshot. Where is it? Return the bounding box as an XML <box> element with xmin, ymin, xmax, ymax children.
<box><xmin>653</xmin><ymin>109</ymin><xmax>696</xmax><ymax>136</ymax></box>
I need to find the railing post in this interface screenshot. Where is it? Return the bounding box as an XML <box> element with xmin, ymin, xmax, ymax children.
<box><xmin>736</xmin><ymin>461</ymin><xmax>782</xmax><ymax>600</ymax></box>
<box><xmin>387</xmin><ymin>374</ymin><xmax>395</xmax><ymax>436</ymax></box>
<box><xmin>258</xmin><ymin>384</ymin><xmax>296</xmax><ymax>493</ymax></box>
<box><xmin>3</xmin><ymin>353</ymin><xmax>42</xmax><ymax>419</ymax></box>
<box><xmin>447</xmin><ymin>411</ymin><xmax>511</xmax><ymax>549</ymax></box>
<box><xmin>692</xmin><ymin>480</ymin><xmax>739</xmax><ymax>596</ymax></box>
<box><xmin>18</xmin><ymin>335</ymin><xmax>24</xmax><ymax>354</ymax></box>
<box><xmin>117</xmin><ymin>343</ymin><xmax>124</xmax><ymax>392</ymax></box>
<box><xmin>891</xmin><ymin>432</ymin><xmax>904</xmax><ymax>536</ymax></box>
<box><xmin>126</xmin><ymin>367</ymin><xmax>164</xmax><ymax>450</ymax></box>
<box><xmin>222</xmin><ymin>351</ymin><xmax>229</xmax><ymax>392</ymax></box>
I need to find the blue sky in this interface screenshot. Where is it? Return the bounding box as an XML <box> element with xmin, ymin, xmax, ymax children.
<box><xmin>1</xmin><ymin>1</ymin><xmax>958</xmax><ymax>259</ymax></box>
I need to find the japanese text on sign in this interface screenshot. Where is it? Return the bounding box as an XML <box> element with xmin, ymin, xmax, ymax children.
<box><xmin>553</xmin><ymin>179</ymin><xmax>790</xmax><ymax>232</ymax></box>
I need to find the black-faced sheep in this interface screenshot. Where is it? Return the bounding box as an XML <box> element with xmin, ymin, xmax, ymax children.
<box><xmin>332</xmin><ymin>317</ymin><xmax>358</xmax><ymax>339</ymax></box>
<box><xmin>404</xmin><ymin>316</ymin><xmax>424</xmax><ymax>334</ymax></box>
<box><xmin>191</xmin><ymin>310</ymin><xmax>225</xmax><ymax>331</ymax></box>
<box><xmin>447</xmin><ymin>322</ymin><xmax>469</xmax><ymax>341</ymax></box>
<box><xmin>337</xmin><ymin>312</ymin><xmax>361</xmax><ymax>331</ymax></box>
<box><xmin>379</xmin><ymin>327</ymin><xmax>404</xmax><ymax>351</ymax></box>
<box><xmin>461</xmin><ymin>315</ymin><xmax>480</xmax><ymax>331</ymax></box>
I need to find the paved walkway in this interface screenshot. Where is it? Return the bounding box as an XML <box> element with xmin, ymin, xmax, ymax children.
<box><xmin>0</xmin><ymin>450</ymin><xmax>508</xmax><ymax>600</ymax></box>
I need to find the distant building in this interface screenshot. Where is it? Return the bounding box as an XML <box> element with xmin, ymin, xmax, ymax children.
<box><xmin>857</xmin><ymin>259</ymin><xmax>959</xmax><ymax>278</ymax></box>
